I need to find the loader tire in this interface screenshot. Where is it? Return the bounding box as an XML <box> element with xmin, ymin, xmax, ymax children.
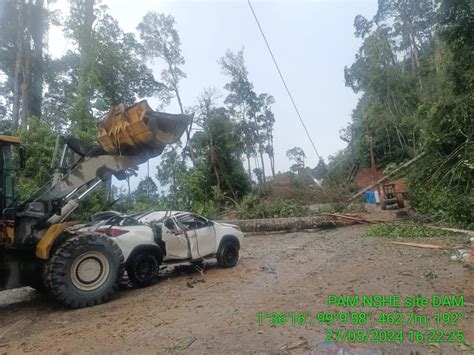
<box><xmin>45</xmin><ymin>234</ymin><xmax>124</xmax><ymax>308</ymax></box>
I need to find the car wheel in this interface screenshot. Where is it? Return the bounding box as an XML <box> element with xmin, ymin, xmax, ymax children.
<box><xmin>127</xmin><ymin>252</ymin><xmax>160</xmax><ymax>288</ymax></box>
<box><xmin>44</xmin><ymin>234</ymin><xmax>124</xmax><ymax>308</ymax></box>
<box><xmin>217</xmin><ymin>241</ymin><xmax>239</xmax><ymax>268</ymax></box>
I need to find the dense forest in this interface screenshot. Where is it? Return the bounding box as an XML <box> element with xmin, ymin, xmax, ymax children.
<box><xmin>0</xmin><ymin>0</ymin><xmax>472</xmax><ymax>226</ymax></box>
<box><xmin>0</xmin><ymin>0</ymin><xmax>278</xmax><ymax>217</ymax></box>
<box><xmin>335</xmin><ymin>0</ymin><xmax>473</xmax><ymax>226</ymax></box>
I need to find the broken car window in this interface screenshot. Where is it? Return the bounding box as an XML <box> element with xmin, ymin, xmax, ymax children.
<box><xmin>164</xmin><ymin>218</ymin><xmax>179</xmax><ymax>232</ymax></box>
<box><xmin>177</xmin><ymin>214</ymin><xmax>209</xmax><ymax>230</ymax></box>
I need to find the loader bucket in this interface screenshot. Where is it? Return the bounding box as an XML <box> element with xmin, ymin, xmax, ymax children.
<box><xmin>97</xmin><ymin>100</ymin><xmax>191</xmax><ymax>156</ymax></box>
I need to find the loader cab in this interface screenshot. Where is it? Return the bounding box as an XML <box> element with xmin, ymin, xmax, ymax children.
<box><xmin>0</xmin><ymin>135</ymin><xmax>25</xmax><ymax>219</ymax></box>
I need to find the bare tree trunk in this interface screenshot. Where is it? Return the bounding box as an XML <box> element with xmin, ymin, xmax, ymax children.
<box><xmin>20</xmin><ymin>1</ymin><xmax>32</xmax><ymax>130</ymax></box>
<box><xmin>259</xmin><ymin>149</ymin><xmax>266</xmax><ymax>183</ymax></box>
<box><xmin>210</xmin><ymin>135</ymin><xmax>221</xmax><ymax>193</ymax></box>
<box><xmin>12</xmin><ymin>0</ymin><xmax>27</xmax><ymax>132</ymax></box>
<box><xmin>167</xmin><ymin>62</ymin><xmax>197</xmax><ymax>167</ymax></box>
<box><xmin>173</xmin><ymin>82</ymin><xmax>184</xmax><ymax>115</ymax></box>
<box><xmin>246</xmin><ymin>154</ymin><xmax>251</xmax><ymax>178</ymax></box>
<box><xmin>268</xmin><ymin>152</ymin><xmax>275</xmax><ymax>178</ymax></box>
<box><xmin>30</xmin><ymin>0</ymin><xmax>45</xmax><ymax>118</ymax></box>
<box><xmin>72</xmin><ymin>0</ymin><xmax>95</xmax><ymax>132</ymax></box>
<box><xmin>267</xmin><ymin>136</ymin><xmax>275</xmax><ymax>177</ymax></box>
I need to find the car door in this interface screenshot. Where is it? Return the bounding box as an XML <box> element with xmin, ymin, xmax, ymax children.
<box><xmin>161</xmin><ymin>217</ymin><xmax>191</xmax><ymax>259</ymax></box>
<box><xmin>177</xmin><ymin>214</ymin><xmax>216</xmax><ymax>258</ymax></box>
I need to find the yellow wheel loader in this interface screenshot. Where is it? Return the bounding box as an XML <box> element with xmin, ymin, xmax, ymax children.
<box><xmin>0</xmin><ymin>100</ymin><xmax>191</xmax><ymax>308</ymax></box>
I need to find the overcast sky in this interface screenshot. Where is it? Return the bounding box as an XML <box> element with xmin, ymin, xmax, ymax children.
<box><xmin>49</xmin><ymin>0</ymin><xmax>376</xmax><ymax>191</ymax></box>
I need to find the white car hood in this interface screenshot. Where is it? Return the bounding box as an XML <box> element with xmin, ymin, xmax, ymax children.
<box><xmin>218</xmin><ymin>222</ymin><xmax>240</xmax><ymax>229</ymax></box>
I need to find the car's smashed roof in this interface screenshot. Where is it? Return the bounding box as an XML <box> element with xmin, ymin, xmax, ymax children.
<box><xmin>135</xmin><ymin>210</ymin><xmax>185</xmax><ymax>224</ymax></box>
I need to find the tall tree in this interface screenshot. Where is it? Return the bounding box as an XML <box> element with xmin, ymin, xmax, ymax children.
<box><xmin>375</xmin><ymin>0</ymin><xmax>435</xmax><ymax>76</ymax></box>
<box><xmin>340</xmin><ymin>0</ymin><xmax>472</xmax><ymax>226</ymax></box>
<box><xmin>156</xmin><ymin>146</ymin><xmax>185</xmax><ymax>197</ymax></box>
<box><xmin>190</xmin><ymin>107</ymin><xmax>250</xmax><ymax>202</ymax></box>
<box><xmin>219</xmin><ymin>49</ymin><xmax>257</xmax><ymax>177</ymax></box>
<box><xmin>256</xmin><ymin>93</ymin><xmax>276</xmax><ymax>178</ymax></box>
<box><xmin>65</xmin><ymin>0</ymin><xmax>96</xmax><ymax>139</ymax></box>
<box><xmin>286</xmin><ymin>147</ymin><xmax>306</xmax><ymax>174</ymax></box>
<box><xmin>137</xmin><ymin>12</ymin><xmax>185</xmax><ymax>113</ymax></box>
<box><xmin>136</xmin><ymin>176</ymin><xmax>158</xmax><ymax>199</ymax></box>
<box><xmin>29</xmin><ymin>0</ymin><xmax>46</xmax><ymax>119</ymax></box>
<box><xmin>0</xmin><ymin>0</ymin><xmax>47</xmax><ymax>131</ymax></box>
<box><xmin>65</xmin><ymin>1</ymin><xmax>164</xmax><ymax>140</ymax></box>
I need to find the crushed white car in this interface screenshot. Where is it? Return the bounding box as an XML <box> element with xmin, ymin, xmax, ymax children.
<box><xmin>81</xmin><ymin>211</ymin><xmax>244</xmax><ymax>287</ymax></box>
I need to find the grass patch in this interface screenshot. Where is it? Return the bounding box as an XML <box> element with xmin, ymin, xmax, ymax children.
<box><xmin>365</xmin><ymin>223</ymin><xmax>461</xmax><ymax>239</ymax></box>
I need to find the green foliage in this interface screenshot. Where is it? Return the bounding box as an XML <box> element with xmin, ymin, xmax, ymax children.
<box><xmin>71</xmin><ymin>188</ymin><xmax>108</xmax><ymax>221</ymax></box>
<box><xmin>219</xmin><ymin>49</ymin><xmax>276</xmax><ymax>180</ymax></box>
<box><xmin>407</xmin><ymin>157</ymin><xmax>473</xmax><ymax>228</ymax></box>
<box><xmin>189</xmin><ymin>107</ymin><xmax>251</xmax><ymax>202</ymax></box>
<box><xmin>156</xmin><ymin>146</ymin><xmax>185</xmax><ymax>195</ymax></box>
<box><xmin>17</xmin><ymin>117</ymin><xmax>56</xmax><ymax>200</ymax></box>
<box><xmin>365</xmin><ymin>223</ymin><xmax>460</xmax><ymax>239</ymax></box>
<box><xmin>154</xmin><ymin>105</ymin><xmax>251</xmax><ymax>217</ymax></box>
<box><xmin>339</xmin><ymin>0</ymin><xmax>473</xmax><ymax>226</ymax></box>
<box><xmin>66</xmin><ymin>1</ymin><xmax>165</xmax><ymax>141</ymax></box>
<box><xmin>236</xmin><ymin>194</ymin><xmax>310</xmax><ymax>219</ymax></box>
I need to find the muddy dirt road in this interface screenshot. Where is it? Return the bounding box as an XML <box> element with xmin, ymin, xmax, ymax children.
<box><xmin>1</xmin><ymin>225</ymin><xmax>473</xmax><ymax>354</ymax></box>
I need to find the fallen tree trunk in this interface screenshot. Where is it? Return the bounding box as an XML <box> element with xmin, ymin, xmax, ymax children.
<box><xmin>218</xmin><ymin>215</ymin><xmax>339</xmax><ymax>233</ymax></box>
<box><xmin>322</xmin><ymin>213</ymin><xmax>375</xmax><ymax>224</ymax></box>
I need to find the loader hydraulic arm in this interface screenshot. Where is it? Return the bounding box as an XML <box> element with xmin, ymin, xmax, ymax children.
<box><xmin>13</xmin><ymin>100</ymin><xmax>191</xmax><ymax>249</ymax></box>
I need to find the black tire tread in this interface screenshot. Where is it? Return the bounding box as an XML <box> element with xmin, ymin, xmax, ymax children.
<box><xmin>217</xmin><ymin>240</ymin><xmax>239</xmax><ymax>268</ymax></box>
<box><xmin>127</xmin><ymin>252</ymin><xmax>160</xmax><ymax>288</ymax></box>
<box><xmin>44</xmin><ymin>233</ymin><xmax>124</xmax><ymax>308</ymax></box>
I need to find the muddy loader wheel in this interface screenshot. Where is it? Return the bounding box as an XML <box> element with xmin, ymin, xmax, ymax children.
<box><xmin>45</xmin><ymin>234</ymin><xmax>124</xmax><ymax>308</ymax></box>
<box><xmin>127</xmin><ymin>252</ymin><xmax>160</xmax><ymax>288</ymax></box>
<box><xmin>217</xmin><ymin>240</ymin><xmax>239</xmax><ymax>268</ymax></box>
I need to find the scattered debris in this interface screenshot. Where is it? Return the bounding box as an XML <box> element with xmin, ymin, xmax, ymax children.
<box><xmin>280</xmin><ymin>338</ymin><xmax>308</xmax><ymax>350</ymax></box>
<box><xmin>451</xmin><ymin>249</ymin><xmax>470</xmax><ymax>262</ymax></box>
<box><xmin>260</xmin><ymin>264</ymin><xmax>276</xmax><ymax>274</ymax></box>
<box><xmin>389</xmin><ymin>241</ymin><xmax>446</xmax><ymax>249</ymax></box>
<box><xmin>166</xmin><ymin>336</ymin><xmax>198</xmax><ymax>352</ymax></box>
<box><xmin>428</xmin><ymin>226</ymin><xmax>474</xmax><ymax>236</ymax></box>
<box><xmin>186</xmin><ymin>279</ymin><xmax>206</xmax><ymax>288</ymax></box>
<box><xmin>396</xmin><ymin>210</ymin><xmax>433</xmax><ymax>223</ymax></box>
<box><xmin>184</xmin><ymin>336</ymin><xmax>197</xmax><ymax>349</ymax></box>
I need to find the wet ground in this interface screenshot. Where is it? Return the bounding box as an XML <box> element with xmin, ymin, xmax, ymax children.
<box><xmin>0</xmin><ymin>225</ymin><xmax>473</xmax><ymax>354</ymax></box>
